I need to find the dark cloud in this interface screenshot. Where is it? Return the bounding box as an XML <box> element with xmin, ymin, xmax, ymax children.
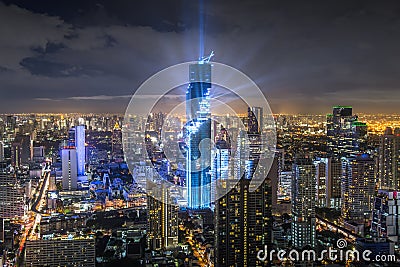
<box><xmin>31</xmin><ymin>42</ymin><xmax>66</xmax><ymax>54</ymax></box>
<box><xmin>0</xmin><ymin>0</ymin><xmax>400</xmax><ymax>114</ymax></box>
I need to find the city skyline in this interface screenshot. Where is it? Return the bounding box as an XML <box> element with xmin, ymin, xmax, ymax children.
<box><xmin>2</xmin><ymin>1</ymin><xmax>400</xmax><ymax>266</ymax></box>
<box><xmin>1</xmin><ymin>1</ymin><xmax>400</xmax><ymax>114</ymax></box>
<box><xmin>0</xmin><ymin>107</ymin><xmax>399</xmax><ymax>265</ymax></box>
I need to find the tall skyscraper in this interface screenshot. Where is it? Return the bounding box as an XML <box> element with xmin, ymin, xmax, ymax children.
<box><xmin>341</xmin><ymin>154</ymin><xmax>376</xmax><ymax>223</ymax></box>
<box><xmin>68</xmin><ymin>128</ymin><xmax>76</xmax><ymax>147</ymax></box>
<box><xmin>147</xmin><ymin>186</ymin><xmax>179</xmax><ymax>250</ymax></box>
<box><xmin>215</xmin><ymin>107</ymin><xmax>272</xmax><ymax>266</ymax></box>
<box><xmin>62</xmin><ymin>148</ymin><xmax>78</xmax><ymax>190</ymax></box>
<box><xmin>185</xmin><ymin>61</ymin><xmax>212</xmax><ymax>209</ymax></box>
<box><xmin>291</xmin><ymin>157</ymin><xmax>317</xmax><ymax>249</ymax></box>
<box><xmin>0</xmin><ymin>218</ymin><xmax>13</xmax><ymax>251</ymax></box>
<box><xmin>215</xmin><ymin>174</ymin><xmax>272</xmax><ymax>266</ymax></box>
<box><xmin>378</xmin><ymin>127</ymin><xmax>400</xmax><ymax>190</ymax></box>
<box><xmin>270</xmin><ymin>155</ymin><xmax>279</xmax><ymax>212</ymax></box>
<box><xmin>75</xmin><ymin>125</ymin><xmax>85</xmax><ymax>176</ymax></box>
<box><xmin>0</xmin><ymin>164</ymin><xmax>26</xmax><ymax>218</ymax></box>
<box><xmin>248</xmin><ymin>106</ymin><xmax>263</xmax><ymax>133</ymax></box>
<box><xmin>212</xmin><ymin>126</ymin><xmax>231</xmax><ymax>205</ymax></box>
<box><xmin>351</xmin><ymin>121</ymin><xmax>368</xmax><ymax>153</ymax></box>
<box><xmin>0</xmin><ymin>141</ymin><xmax>4</xmax><ymax>161</ymax></box>
<box><xmin>112</xmin><ymin>122</ymin><xmax>123</xmax><ymax>160</ymax></box>
<box><xmin>6</xmin><ymin>116</ymin><xmax>16</xmax><ymax>132</ymax></box>
<box><xmin>326</xmin><ymin>106</ymin><xmax>367</xmax><ymax>157</ymax></box>
<box><xmin>314</xmin><ymin>157</ymin><xmax>342</xmax><ymax>209</ymax></box>
<box><xmin>371</xmin><ymin>190</ymin><xmax>400</xmax><ymax>244</ymax></box>
<box><xmin>11</xmin><ymin>135</ymin><xmax>31</xmax><ymax>167</ymax></box>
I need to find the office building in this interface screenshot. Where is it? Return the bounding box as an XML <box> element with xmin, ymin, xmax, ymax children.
<box><xmin>215</xmin><ymin>107</ymin><xmax>272</xmax><ymax>266</ymax></box>
<box><xmin>0</xmin><ymin>166</ymin><xmax>26</xmax><ymax>218</ymax></box>
<box><xmin>75</xmin><ymin>125</ymin><xmax>85</xmax><ymax>176</ymax></box>
<box><xmin>215</xmin><ymin>175</ymin><xmax>272</xmax><ymax>266</ymax></box>
<box><xmin>0</xmin><ymin>142</ymin><xmax>4</xmax><ymax>161</ymax></box>
<box><xmin>248</xmin><ymin>106</ymin><xmax>263</xmax><ymax>133</ymax></box>
<box><xmin>62</xmin><ymin>148</ymin><xmax>78</xmax><ymax>190</ymax></box>
<box><xmin>185</xmin><ymin>61</ymin><xmax>212</xmax><ymax>209</ymax></box>
<box><xmin>314</xmin><ymin>157</ymin><xmax>342</xmax><ymax>209</ymax></box>
<box><xmin>278</xmin><ymin>170</ymin><xmax>292</xmax><ymax>201</ymax></box>
<box><xmin>32</xmin><ymin>146</ymin><xmax>45</xmax><ymax>163</ymax></box>
<box><xmin>67</xmin><ymin>128</ymin><xmax>76</xmax><ymax>147</ymax></box>
<box><xmin>25</xmin><ymin>238</ymin><xmax>95</xmax><ymax>267</ymax></box>
<box><xmin>291</xmin><ymin>157</ymin><xmax>317</xmax><ymax>249</ymax></box>
<box><xmin>351</xmin><ymin>121</ymin><xmax>368</xmax><ymax>153</ymax></box>
<box><xmin>0</xmin><ymin>218</ymin><xmax>13</xmax><ymax>250</ymax></box>
<box><xmin>147</xmin><ymin>187</ymin><xmax>179</xmax><ymax>250</ymax></box>
<box><xmin>378</xmin><ymin>127</ymin><xmax>400</xmax><ymax>190</ymax></box>
<box><xmin>5</xmin><ymin>116</ymin><xmax>16</xmax><ymax>132</ymax></box>
<box><xmin>212</xmin><ymin>126</ymin><xmax>231</xmax><ymax>204</ymax></box>
<box><xmin>341</xmin><ymin>154</ymin><xmax>375</xmax><ymax>223</ymax></box>
<box><xmin>270</xmin><ymin>156</ymin><xmax>279</xmax><ymax>211</ymax></box>
<box><xmin>371</xmin><ymin>190</ymin><xmax>400</xmax><ymax>244</ymax></box>
<box><xmin>326</xmin><ymin>106</ymin><xmax>367</xmax><ymax>157</ymax></box>
<box><xmin>112</xmin><ymin>122</ymin><xmax>123</xmax><ymax>160</ymax></box>
<box><xmin>355</xmin><ymin>238</ymin><xmax>394</xmax><ymax>260</ymax></box>
<box><xmin>11</xmin><ymin>135</ymin><xmax>31</xmax><ymax>167</ymax></box>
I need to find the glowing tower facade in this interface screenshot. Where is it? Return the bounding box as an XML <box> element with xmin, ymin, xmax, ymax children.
<box><xmin>185</xmin><ymin>61</ymin><xmax>212</xmax><ymax>209</ymax></box>
<box><xmin>75</xmin><ymin>125</ymin><xmax>85</xmax><ymax>176</ymax></box>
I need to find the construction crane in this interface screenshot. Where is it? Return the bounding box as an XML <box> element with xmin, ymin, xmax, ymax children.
<box><xmin>199</xmin><ymin>51</ymin><xmax>214</xmax><ymax>64</ymax></box>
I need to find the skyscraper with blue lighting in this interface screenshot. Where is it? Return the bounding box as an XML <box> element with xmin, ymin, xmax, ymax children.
<box><xmin>75</xmin><ymin>125</ymin><xmax>85</xmax><ymax>176</ymax></box>
<box><xmin>185</xmin><ymin>60</ymin><xmax>212</xmax><ymax>209</ymax></box>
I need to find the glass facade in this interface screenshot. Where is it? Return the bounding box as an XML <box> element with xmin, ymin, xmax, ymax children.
<box><xmin>185</xmin><ymin>62</ymin><xmax>212</xmax><ymax>209</ymax></box>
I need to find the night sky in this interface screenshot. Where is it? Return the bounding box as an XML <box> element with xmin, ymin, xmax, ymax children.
<box><xmin>1</xmin><ymin>0</ymin><xmax>400</xmax><ymax>114</ymax></box>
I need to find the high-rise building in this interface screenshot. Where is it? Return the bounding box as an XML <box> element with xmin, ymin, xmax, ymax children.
<box><xmin>278</xmin><ymin>170</ymin><xmax>292</xmax><ymax>201</ymax></box>
<box><xmin>341</xmin><ymin>154</ymin><xmax>376</xmax><ymax>223</ymax></box>
<box><xmin>212</xmin><ymin>126</ymin><xmax>231</xmax><ymax>205</ymax></box>
<box><xmin>270</xmin><ymin>156</ymin><xmax>279</xmax><ymax>211</ymax></box>
<box><xmin>0</xmin><ymin>165</ymin><xmax>26</xmax><ymax>218</ymax></box>
<box><xmin>147</xmin><ymin>186</ymin><xmax>179</xmax><ymax>250</ymax></box>
<box><xmin>75</xmin><ymin>125</ymin><xmax>85</xmax><ymax>176</ymax></box>
<box><xmin>5</xmin><ymin>116</ymin><xmax>16</xmax><ymax>132</ymax></box>
<box><xmin>11</xmin><ymin>135</ymin><xmax>31</xmax><ymax>167</ymax></box>
<box><xmin>25</xmin><ymin>237</ymin><xmax>95</xmax><ymax>267</ymax></box>
<box><xmin>248</xmin><ymin>106</ymin><xmax>263</xmax><ymax>133</ymax></box>
<box><xmin>32</xmin><ymin>146</ymin><xmax>45</xmax><ymax>163</ymax></box>
<box><xmin>62</xmin><ymin>148</ymin><xmax>77</xmax><ymax>190</ymax></box>
<box><xmin>371</xmin><ymin>190</ymin><xmax>400</xmax><ymax>244</ymax></box>
<box><xmin>185</xmin><ymin>61</ymin><xmax>212</xmax><ymax>209</ymax></box>
<box><xmin>326</xmin><ymin>106</ymin><xmax>367</xmax><ymax>157</ymax></box>
<box><xmin>68</xmin><ymin>128</ymin><xmax>76</xmax><ymax>147</ymax></box>
<box><xmin>215</xmin><ymin>175</ymin><xmax>272</xmax><ymax>266</ymax></box>
<box><xmin>0</xmin><ymin>218</ymin><xmax>13</xmax><ymax>251</ymax></box>
<box><xmin>291</xmin><ymin>157</ymin><xmax>317</xmax><ymax>249</ymax></box>
<box><xmin>0</xmin><ymin>141</ymin><xmax>4</xmax><ymax>162</ymax></box>
<box><xmin>351</xmin><ymin>121</ymin><xmax>368</xmax><ymax>153</ymax></box>
<box><xmin>314</xmin><ymin>157</ymin><xmax>342</xmax><ymax>209</ymax></box>
<box><xmin>112</xmin><ymin>122</ymin><xmax>123</xmax><ymax>160</ymax></box>
<box><xmin>378</xmin><ymin>127</ymin><xmax>400</xmax><ymax>190</ymax></box>
<box><xmin>215</xmin><ymin>107</ymin><xmax>272</xmax><ymax>266</ymax></box>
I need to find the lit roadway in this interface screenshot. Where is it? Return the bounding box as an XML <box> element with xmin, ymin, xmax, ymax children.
<box><xmin>180</xmin><ymin>224</ymin><xmax>213</xmax><ymax>267</ymax></box>
<box><xmin>17</xmin><ymin>169</ymin><xmax>50</xmax><ymax>260</ymax></box>
<box><xmin>316</xmin><ymin>215</ymin><xmax>361</xmax><ymax>242</ymax></box>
